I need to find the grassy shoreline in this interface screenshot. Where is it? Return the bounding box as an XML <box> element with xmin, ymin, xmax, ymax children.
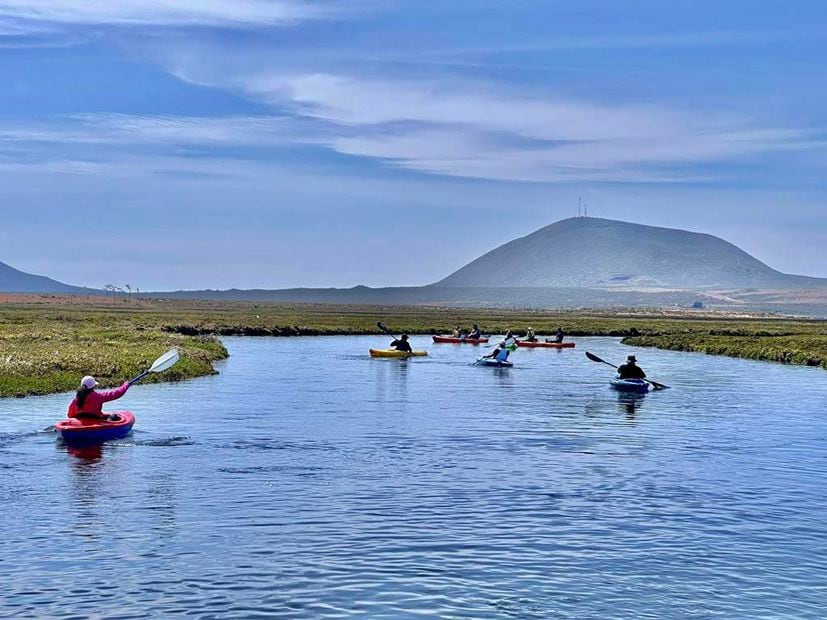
<box><xmin>1</xmin><ymin>295</ymin><xmax>825</xmax><ymax>397</ymax></box>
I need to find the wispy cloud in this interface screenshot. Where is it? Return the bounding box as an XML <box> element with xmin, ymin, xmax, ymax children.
<box><xmin>0</xmin><ymin>113</ymin><xmax>314</xmax><ymax>178</ymax></box>
<box><xmin>162</xmin><ymin>62</ymin><xmax>816</xmax><ymax>183</ymax></box>
<box><xmin>0</xmin><ymin>73</ymin><xmax>815</xmax><ymax>184</ymax></box>
<box><xmin>0</xmin><ymin>0</ymin><xmax>337</xmax><ymax>28</ymax></box>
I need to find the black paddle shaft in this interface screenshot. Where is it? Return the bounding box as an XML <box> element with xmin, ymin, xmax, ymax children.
<box><xmin>377</xmin><ymin>322</ymin><xmax>401</xmax><ymax>341</ymax></box>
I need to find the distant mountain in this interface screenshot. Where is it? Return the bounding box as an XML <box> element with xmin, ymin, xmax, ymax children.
<box><xmin>0</xmin><ymin>260</ymin><xmax>92</xmax><ymax>294</ymax></box>
<box><xmin>4</xmin><ymin>217</ymin><xmax>827</xmax><ymax>316</ymax></box>
<box><xmin>437</xmin><ymin>217</ymin><xmax>827</xmax><ymax>290</ymax></box>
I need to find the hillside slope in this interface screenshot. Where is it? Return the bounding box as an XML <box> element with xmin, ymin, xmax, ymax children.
<box><xmin>437</xmin><ymin>217</ymin><xmax>827</xmax><ymax>289</ymax></box>
<box><xmin>0</xmin><ymin>261</ymin><xmax>92</xmax><ymax>294</ymax></box>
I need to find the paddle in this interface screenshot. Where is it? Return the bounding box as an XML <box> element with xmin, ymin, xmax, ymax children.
<box><xmin>377</xmin><ymin>321</ymin><xmax>401</xmax><ymax>340</ymax></box>
<box><xmin>585</xmin><ymin>351</ymin><xmax>669</xmax><ymax>390</ymax></box>
<box><xmin>129</xmin><ymin>349</ymin><xmax>181</xmax><ymax>386</ymax></box>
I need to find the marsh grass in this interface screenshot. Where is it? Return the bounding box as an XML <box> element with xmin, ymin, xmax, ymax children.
<box><xmin>623</xmin><ymin>334</ymin><xmax>827</xmax><ymax>369</ymax></box>
<box><xmin>0</xmin><ymin>295</ymin><xmax>824</xmax><ymax>396</ymax></box>
<box><xmin>0</xmin><ymin>307</ymin><xmax>228</xmax><ymax>397</ymax></box>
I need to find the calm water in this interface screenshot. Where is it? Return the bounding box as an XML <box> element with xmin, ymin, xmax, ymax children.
<box><xmin>1</xmin><ymin>336</ymin><xmax>826</xmax><ymax>619</ymax></box>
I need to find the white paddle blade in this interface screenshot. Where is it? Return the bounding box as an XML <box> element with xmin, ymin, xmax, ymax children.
<box><xmin>150</xmin><ymin>349</ymin><xmax>180</xmax><ymax>373</ymax></box>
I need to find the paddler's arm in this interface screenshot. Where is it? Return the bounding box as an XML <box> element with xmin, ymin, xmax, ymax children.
<box><xmin>98</xmin><ymin>381</ymin><xmax>131</xmax><ymax>402</ymax></box>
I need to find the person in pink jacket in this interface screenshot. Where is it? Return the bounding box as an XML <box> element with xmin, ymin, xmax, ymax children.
<box><xmin>67</xmin><ymin>376</ymin><xmax>130</xmax><ymax>419</ymax></box>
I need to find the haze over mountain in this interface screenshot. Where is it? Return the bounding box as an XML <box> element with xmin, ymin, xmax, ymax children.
<box><xmin>437</xmin><ymin>217</ymin><xmax>826</xmax><ymax>290</ymax></box>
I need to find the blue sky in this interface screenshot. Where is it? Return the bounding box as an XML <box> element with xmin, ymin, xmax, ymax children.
<box><xmin>1</xmin><ymin>0</ymin><xmax>825</xmax><ymax>289</ymax></box>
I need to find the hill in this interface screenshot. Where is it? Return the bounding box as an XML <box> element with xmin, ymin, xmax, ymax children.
<box><xmin>0</xmin><ymin>260</ymin><xmax>93</xmax><ymax>294</ymax></box>
<box><xmin>436</xmin><ymin>217</ymin><xmax>827</xmax><ymax>290</ymax></box>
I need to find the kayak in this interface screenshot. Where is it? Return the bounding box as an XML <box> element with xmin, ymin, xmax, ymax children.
<box><xmin>610</xmin><ymin>378</ymin><xmax>650</xmax><ymax>394</ymax></box>
<box><xmin>432</xmin><ymin>335</ymin><xmax>490</xmax><ymax>344</ymax></box>
<box><xmin>517</xmin><ymin>341</ymin><xmax>576</xmax><ymax>349</ymax></box>
<box><xmin>55</xmin><ymin>411</ymin><xmax>135</xmax><ymax>444</ymax></box>
<box><xmin>370</xmin><ymin>349</ymin><xmax>428</xmax><ymax>358</ymax></box>
<box><xmin>475</xmin><ymin>358</ymin><xmax>513</xmax><ymax>368</ymax></box>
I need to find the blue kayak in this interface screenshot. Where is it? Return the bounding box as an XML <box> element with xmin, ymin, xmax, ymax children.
<box><xmin>610</xmin><ymin>378</ymin><xmax>649</xmax><ymax>394</ymax></box>
<box><xmin>476</xmin><ymin>358</ymin><xmax>513</xmax><ymax>368</ymax></box>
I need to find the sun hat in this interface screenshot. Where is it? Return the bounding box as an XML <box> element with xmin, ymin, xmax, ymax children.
<box><xmin>81</xmin><ymin>376</ymin><xmax>98</xmax><ymax>389</ymax></box>
<box><xmin>627</xmin><ymin>355</ymin><xmax>637</xmax><ymax>362</ymax></box>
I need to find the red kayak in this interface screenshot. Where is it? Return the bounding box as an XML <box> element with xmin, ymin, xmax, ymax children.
<box><xmin>517</xmin><ymin>340</ymin><xmax>576</xmax><ymax>349</ymax></box>
<box><xmin>55</xmin><ymin>411</ymin><xmax>135</xmax><ymax>444</ymax></box>
<box><xmin>432</xmin><ymin>335</ymin><xmax>490</xmax><ymax>344</ymax></box>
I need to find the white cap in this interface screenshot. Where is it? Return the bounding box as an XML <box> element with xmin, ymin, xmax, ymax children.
<box><xmin>81</xmin><ymin>376</ymin><xmax>98</xmax><ymax>389</ymax></box>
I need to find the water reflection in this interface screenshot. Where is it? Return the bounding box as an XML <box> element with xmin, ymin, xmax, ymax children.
<box><xmin>617</xmin><ymin>392</ymin><xmax>646</xmax><ymax>420</ymax></box>
<box><xmin>372</xmin><ymin>357</ymin><xmax>410</xmax><ymax>403</ymax></box>
<box><xmin>65</xmin><ymin>443</ymin><xmax>104</xmax><ymax>463</ymax></box>
<box><xmin>60</xmin><ymin>441</ymin><xmax>111</xmax><ymax>542</ymax></box>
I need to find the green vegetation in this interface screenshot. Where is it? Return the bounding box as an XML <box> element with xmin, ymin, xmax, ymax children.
<box><xmin>624</xmin><ymin>334</ymin><xmax>827</xmax><ymax>369</ymax></box>
<box><xmin>0</xmin><ymin>295</ymin><xmax>825</xmax><ymax>397</ymax></box>
<box><xmin>0</xmin><ymin>300</ymin><xmax>228</xmax><ymax>397</ymax></box>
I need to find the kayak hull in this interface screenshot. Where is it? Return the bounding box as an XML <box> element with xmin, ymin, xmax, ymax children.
<box><xmin>517</xmin><ymin>341</ymin><xmax>575</xmax><ymax>348</ymax></box>
<box><xmin>370</xmin><ymin>349</ymin><xmax>428</xmax><ymax>358</ymax></box>
<box><xmin>610</xmin><ymin>379</ymin><xmax>649</xmax><ymax>394</ymax></box>
<box><xmin>476</xmin><ymin>358</ymin><xmax>513</xmax><ymax>368</ymax></box>
<box><xmin>55</xmin><ymin>411</ymin><xmax>135</xmax><ymax>444</ymax></box>
<box><xmin>432</xmin><ymin>335</ymin><xmax>489</xmax><ymax>344</ymax></box>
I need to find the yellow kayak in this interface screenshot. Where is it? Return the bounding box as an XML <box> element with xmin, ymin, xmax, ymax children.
<box><xmin>369</xmin><ymin>349</ymin><xmax>428</xmax><ymax>358</ymax></box>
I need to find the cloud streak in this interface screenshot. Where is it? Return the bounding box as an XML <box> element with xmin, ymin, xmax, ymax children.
<box><xmin>0</xmin><ymin>0</ymin><xmax>335</xmax><ymax>28</ymax></box>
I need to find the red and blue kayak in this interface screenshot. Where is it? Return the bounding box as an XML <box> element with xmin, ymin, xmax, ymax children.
<box><xmin>55</xmin><ymin>411</ymin><xmax>135</xmax><ymax>444</ymax></box>
<box><xmin>432</xmin><ymin>335</ymin><xmax>490</xmax><ymax>344</ymax></box>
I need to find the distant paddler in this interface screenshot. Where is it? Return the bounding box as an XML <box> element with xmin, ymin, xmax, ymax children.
<box><xmin>547</xmin><ymin>327</ymin><xmax>566</xmax><ymax>344</ymax></box>
<box><xmin>585</xmin><ymin>351</ymin><xmax>668</xmax><ymax>391</ymax></box>
<box><xmin>499</xmin><ymin>330</ymin><xmax>518</xmax><ymax>350</ymax></box>
<box><xmin>390</xmin><ymin>334</ymin><xmax>414</xmax><ymax>353</ymax></box>
<box><xmin>523</xmin><ymin>327</ymin><xmax>538</xmax><ymax>343</ymax></box>
<box><xmin>467</xmin><ymin>324</ymin><xmax>482</xmax><ymax>340</ymax></box>
<box><xmin>617</xmin><ymin>355</ymin><xmax>646</xmax><ymax>380</ymax></box>
<box><xmin>482</xmin><ymin>343</ymin><xmax>512</xmax><ymax>364</ymax></box>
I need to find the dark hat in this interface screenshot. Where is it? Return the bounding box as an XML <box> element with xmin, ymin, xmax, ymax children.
<box><xmin>401</xmin><ymin>334</ymin><xmax>409</xmax><ymax>340</ymax></box>
<box><xmin>627</xmin><ymin>355</ymin><xmax>637</xmax><ymax>362</ymax></box>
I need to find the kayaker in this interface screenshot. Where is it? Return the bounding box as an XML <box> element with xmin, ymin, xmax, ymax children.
<box><xmin>551</xmin><ymin>327</ymin><xmax>565</xmax><ymax>344</ymax></box>
<box><xmin>451</xmin><ymin>325</ymin><xmax>462</xmax><ymax>338</ymax></box>
<box><xmin>67</xmin><ymin>376</ymin><xmax>130</xmax><ymax>420</ymax></box>
<box><xmin>390</xmin><ymin>334</ymin><xmax>413</xmax><ymax>353</ymax></box>
<box><xmin>617</xmin><ymin>355</ymin><xmax>646</xmax><ymax>380</ymax></box>
<box><xmin>467</xmin><ymin>324</ymin><xmax>482</xmax><ymax>340</ymax></box>
<box><xmin>483</xmin><ymin>345</ymin><xmax>511</xmax><ymax>363</ymax></box>
<box><xmin>524</xmin><ymin>327</ymin><xmax>538</xmax><ymax>343</ymax></box>
<box><xmin>500</xmin><ymin>330</ymin><xmax>517</xmax><ymax>349</ymax></box>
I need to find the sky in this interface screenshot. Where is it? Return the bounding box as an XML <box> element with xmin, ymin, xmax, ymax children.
<box><xmin>1</xmin><ymin>0</ymin><xmax>826</xmax><ymax>290</ymax></box>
